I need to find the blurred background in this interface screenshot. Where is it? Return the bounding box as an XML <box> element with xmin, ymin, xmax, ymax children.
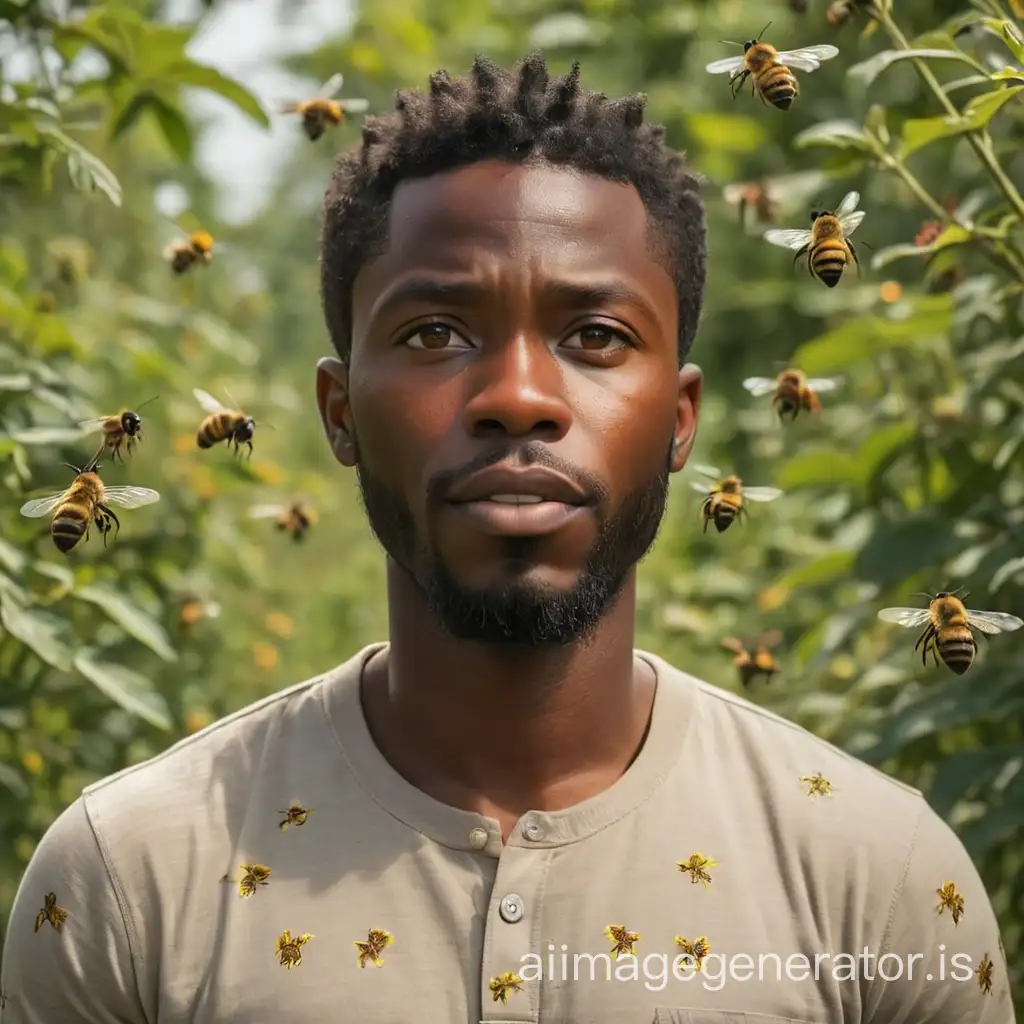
<box><xmin>1</xmin><ymin>0</ymin><xmax>1022</xmax><ymax>1007</ymax></box>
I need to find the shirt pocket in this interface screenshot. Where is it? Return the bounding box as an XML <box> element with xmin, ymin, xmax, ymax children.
<box><xmin>653</xmin><ymin>1011</ymin><xmax>820</xmax><ymax>1024</ymax></box>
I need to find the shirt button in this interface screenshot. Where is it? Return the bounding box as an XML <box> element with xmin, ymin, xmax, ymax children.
<box><xmin>468</xmin><ymin>827</ymin><xmax>488</xmax><ymax>850</ymax></box>
<box><xmin>499</xmin><ymin>894</ymin><xmax>524</xmax><ymax>923</ymax></box>
<box><xmin>522</xmin><ymin>821</ymin><xmax>544</xmax><ymax>841</ymax></box>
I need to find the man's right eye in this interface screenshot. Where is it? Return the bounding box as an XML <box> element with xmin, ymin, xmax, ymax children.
<box><xmin>403</xmin><ymin>324</ymin><xmax>471</xmax><ymax>350</ymax></box>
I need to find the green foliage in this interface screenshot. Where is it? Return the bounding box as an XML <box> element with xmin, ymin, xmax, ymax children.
<box><xmin>1</xmin><ymin>0</ymin><xmax>1023</xmax><ymax>1012</ymax></box>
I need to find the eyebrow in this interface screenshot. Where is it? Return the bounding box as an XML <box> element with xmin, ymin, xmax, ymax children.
<box><xmin>369</xmin><ymin>276</ymin><xmax>663</xmax><ymax>326</ymax></box>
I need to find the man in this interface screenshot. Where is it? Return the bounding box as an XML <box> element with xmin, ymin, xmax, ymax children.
<box><xmin>0</xmin><ymin>54</ymin><xmax>1013</xmax><ymax>1024</ymax></box>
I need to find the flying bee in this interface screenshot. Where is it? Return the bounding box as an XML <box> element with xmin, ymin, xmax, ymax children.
<box><xmin>193</xmin><ymin>388</ymin><xmax>261</xmax><ymax>459</ymax></box>
<box><xmin>721</xmin><ymin>629</ymin><xmax>783</xmax><ymax>687</ymax></box>
<box><xmin>877</xmin><ymin>589</ymin><xmax>1023</xmax><ymax>676</ymax></box>
<box><xmin>248</xmin><ymin>500</ymin><xmax>318</xmax><ymax>542</ymax></box>
<box><xmin>19</xmin><ymin>457</ymin><xmax>160</xmax><ymax>554</ymax></box>
<box><xmin>162</xmin><ymin>228</ymin><xmax>216</xmax><ymax>275</ymax></box>
<box><xmin>279</xmin><ymin>73</ymin><xmax>369</xmax><ymax>141</ymax></box>
<box><xmin>705</xmin><ymin>21</ymin><xmax>839</xmax><ymax>111</ymax></box>
<box><xmin>722</xmin><ymin>170</ymin><xmax>828</xmax><ymax>230</ymax></box>
<box><xmin>689</xmin><ymin>464</ymin><xmax>783</xmax><ymax>534</ymax></box>
<box><xmin>763</xmin><ymin>190</ymin><xmax>866</xmax><ymax>288</ymax></box>
<box><xmin>723</xmin><ymin>181</ymin><xmax>776</xmax><ymax>228</ymax></box>
<box><xmin>742</xmin><ymin>368</ymin><xmax>842</xmax><ymax>422</ymax></box>
<box><xmin>77</xmin><ymin>396</ymin><xmax>159</xmax><ymax>463</ymax></box>
<box><xmin>827</xmin><ymin>0</ymin><xmax>860</xmax><ymax>25</ymax></box>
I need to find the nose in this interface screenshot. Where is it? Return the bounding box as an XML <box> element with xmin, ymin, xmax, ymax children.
<box><xmin>462</xmin><ymin>335</ymin><xmax>572</xmax><ymax>441</ymax></box>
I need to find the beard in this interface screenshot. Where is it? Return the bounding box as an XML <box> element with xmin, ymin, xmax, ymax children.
<box><xmin>354</xmin><ymin>441</ymin><xmax>672</xmax><ymax>648</ymax></box>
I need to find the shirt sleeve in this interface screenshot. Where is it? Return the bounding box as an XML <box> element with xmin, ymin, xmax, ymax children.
<box><xmin>863</xmin><ymin>798</ymin><xmax>1015</xmax><ymax>1023</ymax></box>
<box><xmin>0</xmin><ymin>796</ymin><xmax>148</xmax><ymax>1023</ymax></box>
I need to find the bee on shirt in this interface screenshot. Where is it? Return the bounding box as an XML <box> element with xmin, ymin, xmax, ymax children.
<box><xmin>763</xmin><ymin>190</ymin><xmax>867</xmax><ymax>288</ymax></box>
<box><xmin>877</xmin><ymin>589</ymin><xmax>1023</xmax><ymax>676</ymax></box>
<box><xmin>705</xmin><ymin>22</ymin><xmax>839</xmax><ymax>110</ymax></box>
<box><xmin>721</xmin><ymin>630</ymin><xmax>783</xmax><ymax>687</ymax></box>
<box><xmin>689</xmin><ymin>464</ymin><xmax>783</xmax><ymax>534</ymax></box>
<box><xmin>742</xmin><ymin>368</ymin><xmax>843</xmax><ymax>422</ymax></box>
<box><xmin>77</xmin><ymin>396</ymin><xmax>159</xmax><ymax>463</ymax></box>
<box><xmin>193</xmin><ymin>388</ymin><xmax>260</xmax><ymax>459</ymax></box>
<box><xmin>248</xmin><ymin>500</ymin><xmax>317</xmax><ymax>541</ymax></box>
<box><xmin>19</xmin><ymin>456</ymin><xmax>160</xmax><ymax>554</ymax></box>
<box><xmin>279</xmin><ymin>73</ymin><xmax>370</xmax><ymax>141</ymax></box>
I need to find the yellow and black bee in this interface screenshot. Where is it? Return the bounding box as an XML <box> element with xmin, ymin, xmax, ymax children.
<box><xmin>721</xmin><ymin>630</ymin><xmax>784</xmax><ymax>687</ymax></box>
<box><xmin>248</xmin><ymin>500</ymin><xmax>317</xmax><ymax>542</ymax></box>
<box><xmin>763</xmin><ymin>190</ymin><xmax>866</xmax><ymax>287</ymax></box>
<box><xmin>705</xmin><ymin>22</ymin><xmax>838</xmax><ymax>110</ymax></box>
<box><xmin>19</xmin><ymin>457</ymin><xmax>160</xmax><ymax>554</ymax></box>
<box><xmin>77</xmin><ymin>396</ymin><xmax>159</xmax><ymax>463</ymax></box>
<box><xmin>742</xmin><ymin>368</ymin><xmax>843</xmax><ymax>421</ymax></box>
<box><xmin>878</xmin><ymin>589</ymin><xmax>1023</xmax><ymax>676</ymax></box>
<box><xmin>163</xmin><ymin>229</ymin><xmax>216</xmax><ymax>275</ymax></box>
<box><xmin>193</xmin><ymin>388</ymin><xmax>259</xmax><ymax>459</ymax></box>
<box><xmin>279</xmin><ymin>73</ymin><xmax>369</xmax><ymax>141</ymax></box>
<box><xmin>689</xmin><ymin>464</ymin><xmax>783</xmax><ymax>534</ymax></box>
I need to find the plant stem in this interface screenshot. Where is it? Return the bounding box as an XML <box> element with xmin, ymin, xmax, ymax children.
<box><xmin>877</xmin><ymin>10</ymin><xmax>1024</xmax><ymax>224</ymax></box>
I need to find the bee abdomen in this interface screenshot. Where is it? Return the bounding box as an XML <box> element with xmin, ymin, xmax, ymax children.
<box><xmin>937</xmin><ymin>638</ymin><xmax>975</xmax><ymax>675</ymax></box>
<box><xmin>760</xmin><ymin>67</ymin><xmax>797</xmax><ymax>109</ymax></box>
<box><xmin>713</xmin><ymin>505</ymin><xmax>737</xmax><ymax>532</ymax></box>
<box><xmin>812</xmin><ymin>243</ymin><xmax>847</xmax><ymax>287</ymax></box>
<box><xmin>51</xmin><ymin>510</ymin><xmax>87</xmax><ymax>552</ymax></box>
<box><xmin>197</xmin><ymin>413</ymin><xmax>231</xmax><ymax>448</ymax></box>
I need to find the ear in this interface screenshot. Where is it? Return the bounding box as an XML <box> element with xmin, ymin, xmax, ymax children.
<box><xmin>316</xmin><ymin>357</ymin><xmax>357</xmax><ymax>467</ymax></box>
<box><xmin>670</xmin><ymin>363</ymin><xmax>702</xmax><ymax>472</ymax></box>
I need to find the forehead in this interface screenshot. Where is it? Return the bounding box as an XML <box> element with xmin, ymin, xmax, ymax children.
<box><xmin>352</xmin><ymin>161</ymin><xmax>675</xmax><ymax>305</ymax></box>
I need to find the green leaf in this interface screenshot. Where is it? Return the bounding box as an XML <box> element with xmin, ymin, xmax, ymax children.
<box><xmin>927</xmin><ymin>747</ymin><xmax>1021</xmax><ymax>817</ymax></box>
<box><xmin>0</xmin><ymin>763</ymin><xmax>29</xmax><ymax>800</ymax></box>
<box><xmin>792</xmin><ymin>119</ymin><xmax>876</xmax><ymax>152</ymax></box>
<box><xmin>991</xmin><ymin>557</ymin><xmax>1024</xmax><ymax>592</ymax></box>
<box><xmin>856</xmin><ymin>513</ymin><xmax>961</xmax><ymax>586</ymax></box>
<box><xmin>165</xmin><ymin>60</ymin><xmax>270</xmax><ymax>128</ymax></box>
<box><xmin>854</xmin><ymin>421</ymin><xmax>918</xmax><ymax>482</ymax></box>
<box><xmin>35</xmin><ymin>125</ymin><xmax>122</xmax><ymax>207</ymax></box>
<box><xmin>148</xmin><ymin>95</ymin><xmax>194</xmax><ymax>163</ymax></box>
<box><xmin>0</xmin><ymin>373</ymin><xmax>32</xmax><ymax>392</ymax></box>
<box><xmin>110</xmin><ymin>91</ymin><xmax>152</xmax><ymax>141</ymax></box>
<box><xmin>75</xmin><ymin>583</ymin><xmax>177</xmax><ymax>662</ymax></box>
<box><xmin>685</xmin><ymin>113</ymin><xmax>768</xmax><ymax>153</ymax></box>
<box><xmin>73</xmin><ymin>649</ymin><xmax>172</xmax><ymax>730</ymax></box>
<box><xmin>777</xmin><ymin>449</ymin><xmax>857</xmax><ymax>489</ymax></box>
<box><xmin>846</xmin><ymin>48</ymin><xmax>984</xmax><ymax>87</ymax></box>
<box><xmin>962</xmin><ymin>86</ymin><xmax>1024</xmax><ymax>129</ymax></box>
<box><xmin>0</xmin><ymin>592</ymin><xmax>73</xmax><ymax>670</ymax></box>
<box><xmin>870</xmin><ymin>225</ymin><xmax>971</xmax><ymax>270</ymax></box>
<box><xmin>980</xmin><ymin>18</ymin><xmax>1024</xmax><ymax>63</ymax></box>
<box><xmin>774</xmin><ymin>550</ymin><xmax>857</xmax><ymax>590</ymax></box>
<box><xmin>0</xmin><ymin>535</ymin><xmax>27</xmax><ymax>574</ymax></box>
<box><xmin>899</xmin><ymin>114</ymin><xmax>974</xmax><ymax>159</ymax></box>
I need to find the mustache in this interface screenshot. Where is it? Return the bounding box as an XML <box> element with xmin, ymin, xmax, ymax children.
<box><xmin>427</xmin><ymin>442</ymin><xmax>609</xmax><ymax>505</ymax></box>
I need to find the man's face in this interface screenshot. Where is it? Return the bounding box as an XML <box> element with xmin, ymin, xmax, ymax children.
<box><xmin>318</xmin><ymin>160</ymin><xmax>701</xmax><ymax>647</ymax></box>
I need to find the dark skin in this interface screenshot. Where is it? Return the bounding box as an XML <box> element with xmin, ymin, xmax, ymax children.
<box><xmin>316</xmin><ymin>161</ymin><xmax>702</xmax><ymax>842</ymax></box>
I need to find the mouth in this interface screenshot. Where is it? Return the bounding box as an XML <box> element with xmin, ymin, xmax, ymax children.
<box><xmin>444</xmin><ymin>466</ymin><xmax>592</xmax><ymax>537</ymax></box>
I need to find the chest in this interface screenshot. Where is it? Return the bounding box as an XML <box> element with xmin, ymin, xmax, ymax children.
<box><xmin>158</xmin><ymin>840</ymin><xmax>857</xmax><ymax>1024</ymax></box>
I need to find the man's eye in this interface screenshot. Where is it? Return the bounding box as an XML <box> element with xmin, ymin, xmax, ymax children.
<box><xmin>404</xmin><ymin>324</ymin><xmax>471</xmax><ymax>350</ymax></box>
<box><xmin>563</xmin><ymin>325</ymin><xmax>629</xmax><ymax>351</ymax></box>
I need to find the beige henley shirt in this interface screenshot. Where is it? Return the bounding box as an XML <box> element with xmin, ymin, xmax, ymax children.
<box><xmin>0</xmin><ymin>643</ymin><xmax>1014</xmax><ymax>1023</ymax></box>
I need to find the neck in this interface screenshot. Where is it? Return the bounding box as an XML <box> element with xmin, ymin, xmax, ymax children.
<box><xmin>359</xmin><ymin>560</ymin><xmax>656</xmax><ymax>826</ymax></box>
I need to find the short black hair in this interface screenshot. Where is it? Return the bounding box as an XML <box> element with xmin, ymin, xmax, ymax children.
<box><xmin>319</xmin><ymin>53</ymin><xmax>706</xmax><ymax>367</ymax></box>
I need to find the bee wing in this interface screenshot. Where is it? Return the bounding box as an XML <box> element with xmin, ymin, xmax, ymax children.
<box><xmin>278</xmin><ymin>101</ymin><xmax>302</xmax><ymax>113</ymax></box>
<box><xmin>806</xmin><ymin>377</ymin><xmax>842</xmax><ymax>391</ymax></box>
<box><xmin>966</xmin><ymin>610</ymin><xmax>1024</xmax><ymax>634</ymax></box>
<box><xmin>101</xmin><ymin>486</ymin><xmax>161</xmax><ymax>509</ymax></box>
<box><xmin>834</xmin><ymin>190</ymin><xmax>860</xmax><ymax>217</ymax></box>
<box><xmin>248</xmin><ymin>504</ymin><xmax>285</xmax><ymax>520</ymax></box>
<box><xmin>721</xmin><ymin>636</ymin><xmax>746</xmax><ymax>653</ymax></box>
<box><xmin>775</xmin><ymin>44</ymin><xmax>840</xmax><ymax>71</ymax></box>
<box><xmin>340</xmin><ymin>98</ymin><xmax>370</xmax><ymax>113</ymax></box>
<box><xmin>763</xmin><ymin>228</ymin><xmax>813</xmax><ymax>250</ymax></box>
<box><xmin>759</xmin><ymin>628</ymin><xmax>784</xmax><ymax>647</ymax></box>
<box><xmin>20</xmin><ymin>490</ymin><xmax>70</xmax><ymax>518</ymax></box>
<box><xmin>318</xmin><ymin>72</ymin><xmax>345</xmax><ymax>98</ymax></box>
<box><xmin>705</xmin><ymin>55</ymin><xmax>746</xmax><ymax>74</ymax></box>
<box><xmin>76</xmin><ymin>417</ymin><xmax>109</xmax><ymax>432</ymax></box>
<box><xmin>742</xmin><ymin>487</ymin><xmax>784</xmax><ymax>502</ymax></box>
<box><xmin>689</xmin><ymin>480</ymin><xmax>712</xmax><ymax>494</ymax></box>
<box><xmin>193</xmin><ymin>388</ymin><xmax>228</xmax><ymax>415</ymax></box>
<box><xmin>877</xmin><ymin>607</ymin><xmax>931</xmax><ymax>628</ymax></box>
<box><xmin>722</xmin><ymin>183</ymin><xmax>750</xmax><ymax>204</ymax></box>
<box><xmin>742</xmin><ymin>377</ymin><xmax>778</xmax><ymax>396</ymax></box>
<box><xmin>838</xmin><ymin>210</ymin><xmax>866</xmax><ymax>237</ymax></box>
<box><xmin>690</xmin><ymin>463</ymin><xmax>722</xmax><ymax>479</ymax></box>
